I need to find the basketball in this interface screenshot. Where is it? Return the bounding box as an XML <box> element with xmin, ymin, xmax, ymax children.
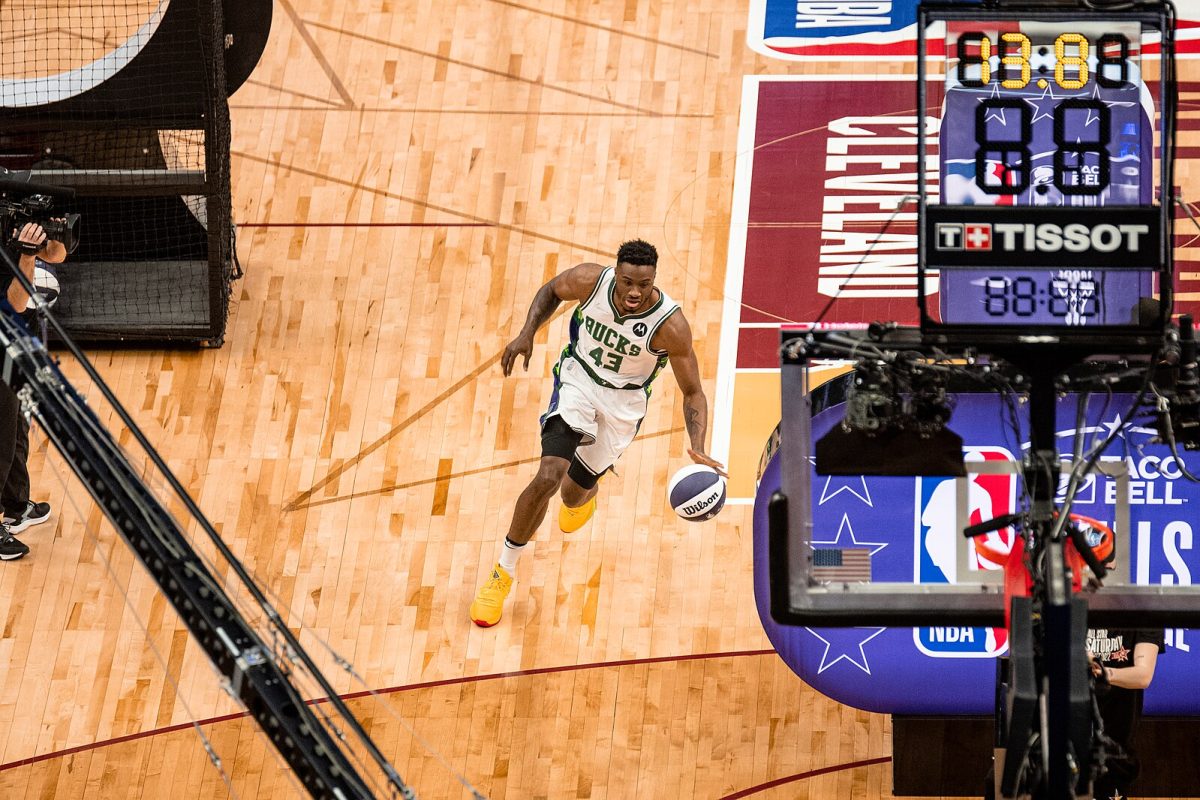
<box><xmin>668</xmin><ymin>464</ymin><xmax>726</xmax><ymax>521</ymax></box>
<box><xmin>33</xmin><ymin>266</ymin><xmax>60</xmax><ymax>308</ymax></box>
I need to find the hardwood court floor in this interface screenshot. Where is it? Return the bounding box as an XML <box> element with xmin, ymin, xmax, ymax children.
<box><xmin>0</xmin><ymin>1</ymin><xmax>1197</xmax><ymax>798</ymax></box>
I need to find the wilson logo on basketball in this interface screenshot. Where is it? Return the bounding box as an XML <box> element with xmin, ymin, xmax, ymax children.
<box><xmin>683</xmin><ymin>494</ymin><xmax>718</xmax><ymax>515</ymax></box>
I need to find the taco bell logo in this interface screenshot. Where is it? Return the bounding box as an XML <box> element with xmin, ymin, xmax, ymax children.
<box><xmin>913</xmin><ymin>447</ymin><xmax>1014</xmax><ymax>658</ymax></box>
<box><xmin>749</xmin><ymin>0</ymin><xmax>917</xmax><ymax>61</ymax></box>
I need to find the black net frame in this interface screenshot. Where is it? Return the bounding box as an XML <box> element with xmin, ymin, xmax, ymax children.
<box><xmin>0</xmin><ymin>0</ymin><xmax>237</xmax><ymax>345</ymax></box>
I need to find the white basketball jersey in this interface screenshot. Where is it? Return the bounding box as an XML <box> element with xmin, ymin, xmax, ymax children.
<box><xmin>565</xmin><ymin>266</ymin><xmax>680</xmax><ymax>390</ymax></box>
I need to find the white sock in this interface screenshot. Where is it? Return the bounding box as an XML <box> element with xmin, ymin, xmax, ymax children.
<box><xmin>498</xmin><ymin>538</ymin><xmax>526</xmax><ymax>574</ymax></box>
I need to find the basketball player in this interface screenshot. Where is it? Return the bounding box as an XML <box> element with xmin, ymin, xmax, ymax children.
<box><xmin>470</xmin><ymin>239</ymin><xmax>725</xmax><ymax>627</ymax></box>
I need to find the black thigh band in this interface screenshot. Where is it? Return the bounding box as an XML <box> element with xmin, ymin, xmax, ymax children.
<box><xmin>541</xmin><ymin>414</ymin><xmax>584</xmax><ymax>461</ymax></box>
<box><xmin>567</xmin><ymin>457</ymin><xmax>602</xmax><ymax>490</ymax></box>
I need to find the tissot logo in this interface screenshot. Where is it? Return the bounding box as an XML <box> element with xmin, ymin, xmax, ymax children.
<box><xmin>934</xmin><ymin>222</ymin><xmax>1150</xmax><ymax>254</ymax></box>
<box><xmin>926</xmin><ymin>207</ymin><xmax>1159</xmax><ymax>268</ymax></box>
<box><xmin>991</xmin><ymin>222</ymin><xmax>1149</xmax><ymax>254</ymax></box>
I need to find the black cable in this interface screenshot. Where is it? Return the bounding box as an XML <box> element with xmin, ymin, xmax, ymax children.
<box><xmin>0</xmin><ymin>245</ymin><xmax>415</xmax><ymax>798</ymax></box>
<box><xmin>1051</xmin><ymin>377</ymin><xmax>1153</xmax><ymax>543</ymax></box>
<box><xmin>1152</xmin><ymin>384</ymin><xmax>1200</xmax><ymax>482</ymax></box>
<box><xmin>809</xmin><ymin>195</ymin><xmax>916</xmax><ymax>326</ymax></box>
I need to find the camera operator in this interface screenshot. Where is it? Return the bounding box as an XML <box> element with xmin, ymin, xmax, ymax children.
<box><xmin>1087</xmin><ymin>622</ymin><xmax>1163</xmax><ymax>800</ymax></box>
<box><xmin>0</xmin><ymin>221</ymin><xmax>66</xmax><ymax>560</ymax></box>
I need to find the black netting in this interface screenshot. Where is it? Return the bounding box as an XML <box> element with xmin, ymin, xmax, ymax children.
<box><xmin>0</xmin><ymin>0</ymin><xmax>236</xmax><ymax>344</ymax></box>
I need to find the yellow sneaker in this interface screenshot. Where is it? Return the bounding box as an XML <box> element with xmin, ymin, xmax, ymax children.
<box><xmin>559</xmin><ymin>496</ymin><xmax>596</xmax><ymax>533</ymax></box>
<box><xmin>470</xmin><ymin>564</ymin><xmax>514</xmax><ymax>627</ymax></box>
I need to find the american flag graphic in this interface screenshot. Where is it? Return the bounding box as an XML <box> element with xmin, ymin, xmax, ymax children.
<box><xmin>811</xmin><ymin>548</ymin><xmax>872</xmax><ymax>582</ymax></box>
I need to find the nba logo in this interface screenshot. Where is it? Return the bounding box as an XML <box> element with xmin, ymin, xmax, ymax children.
<box><xmin>963</xmin><ymin>224</ymin><xmax>992</xmax><ymax>250</ymax></box>
<box><xmin>914</xmin><ymin>447</ymin><xmax>1015</xmax><ymax>657</ymax></box>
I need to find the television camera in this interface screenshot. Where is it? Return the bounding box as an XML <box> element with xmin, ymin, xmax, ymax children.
<box><xmin>0</xmin><ymin>168</ymin><xmax>79</xmax><ymax>255</ymax></box>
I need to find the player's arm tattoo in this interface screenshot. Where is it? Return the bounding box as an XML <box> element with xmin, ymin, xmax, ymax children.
<box><xmin>521</xmin><ymin>281</ymin><xmax>563</xmax><ymax>335</ymax></box>
<box><xmin>683</xmin><ymin>393</ymin><xmax>707</xmax><ymax>450</ymax></box>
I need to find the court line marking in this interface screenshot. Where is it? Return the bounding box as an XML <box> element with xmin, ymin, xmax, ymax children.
<box><xmin>229</xmin><ymin>106</ymin><xmax>712</xmax><ymax>117</ymax></box>
<box><xmin>713</xmin><ymin>74</ymin><xmax>931</xmax><ymax>501</ymax></box>
<box><xmin>240</xmin><ymin>222</ymin><xmax>495</xmax><ymax>228</ymax></box>
<box><xmin>0</xmin><ymin>648</ymin><xmax>777</xmax><ymax>773</ymax></box>
<box><xmin>278</xmin><ymin>0</ymin><xmax>355</xmax><ymax>109</ymax></box>
<box><xmin>241</xmin><ymin>78</ymin><xmax>345</xmax><ymax>108</ymax></box>
<box><xmin>291</xmin><ymin>427</ymin><xmax>684</xmax><ymax>511</ymax></box>
<box><xmin>711</xmin><ymin>74</ymin><xmax>761</xmax><ymax>471</ymax></box>
<box><xmin>718</xmin><ymin>756</ymin><xmax>893</xmax><ymax>799</ymax></box>
<box><xmin>302</xmin><ymin>19</ymin><xmax>662</xmax><ymax>116</ymax></box>
<box><xmin>484</xmin><ymin>0</ymin><xmax>718</xmax><ymax>58</ymax></box>
<box><xmin>232</xmin><ymin>150</ymin><xmax>613</xmax><ymax>256</ymax></box>
<box><xmin>281</xmin><ymin>306</ymin><xmax>571</xmax><ymax>512</ymax></box>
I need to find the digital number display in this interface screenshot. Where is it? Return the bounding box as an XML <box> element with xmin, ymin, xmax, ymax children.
<box><xmin>939</xmin><ymin>20</ymin><xmax>1148</xmax><ymax>206</ymax></box>
<box><xmin>952</xmin><ymin>269</ymin><xmax>1152</xmax><ymax>327</ymax></box>
<box><xmin>971</xmin><ymin>98</ymin><xmax>1111</xmax><ymax>196</ymax></box>
<box><xmin>925</xmin><ymin>14</ymin><xmax>1165</xmax><ymax>332</ymax></box>
<box><xmin>982</xmin><ymin>273</ymin><xmax>1099</xmax><ymax>321</ymax></box>
<box><xmin>957</xmin><ymin>32</ymin><xmax>1129</xmax><ymax>90</ymax></box>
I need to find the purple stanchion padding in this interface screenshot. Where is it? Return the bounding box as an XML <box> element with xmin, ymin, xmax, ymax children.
<box><xmin>754</xmin><ymin>391</ymin><xmax>1199</xmax><ymax>715</ymax></box>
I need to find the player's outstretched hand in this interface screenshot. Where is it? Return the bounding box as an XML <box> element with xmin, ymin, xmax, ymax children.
<box><xmin>501</xmin><ymin>332</ymin><xmax>534</xmax><ymax>376</ymax></box>
<box><xmin>688</xmin><ymin>448</ymin><xmax>728</xmax><ymax>478</ymax></box>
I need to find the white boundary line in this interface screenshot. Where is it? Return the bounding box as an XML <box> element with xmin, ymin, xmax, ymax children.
<box><xmin>713</xmin><ymin>74</ymin><xmax>916</xmax><ymax>498</ymax></box>
<box><xmin>711</xmin><ymin>74</ymin><xmax>761</xmax><ymax>470</ymax></box>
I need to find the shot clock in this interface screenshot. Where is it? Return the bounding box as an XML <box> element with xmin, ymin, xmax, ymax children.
<box><xmin>916</xmin><ymin>3</ymin><xmax>1175</xmax><ymax>339</ymax></box>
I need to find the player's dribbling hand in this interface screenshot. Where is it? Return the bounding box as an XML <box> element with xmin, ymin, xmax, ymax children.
<box><xmin>501</xmin><ymin>333</ymin><xmax>534</xmax><ymax>376</ymax></box>
<box><xmin>688</xmin><ymin>448</ymin><xmax>728</xmax><ymax>478</ymax></box>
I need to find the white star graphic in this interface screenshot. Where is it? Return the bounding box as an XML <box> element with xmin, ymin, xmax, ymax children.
<box><xmin>813</xmin><ymin>513</ymin><xmax>888</xmax><ymax>556</ymax></box>
<box><xmin>1024</xmin><ymin>82</ymin><xmax>1060</xmax><ymax>125</ymax></box>
<box><xmin>1054</xmin><ymin>414</ymin><xmax>1156</xmax><ymax>445</ymax></box>
<box><xmin>818</xmin><ymin>475</ymin><xmax>873</xmax><ymax>506</ymax></box>
<box><xmin>1092</xmin><ymin>79</ymin><xmax>1136</xmax><ymax>109</ymax></box>
<box><xmin>805</xmin><ymin>627</ymin><xmax>887</xmax><ymax>674</ymax></box>
<box><xmin>979</xmin><ymin>82</ymin><xmax>1008</xmax><ymax>125</ymax></box>
<box><xmin>1097</xmin><ymin>413</ymin><xmax>1157</xmax><ymax>441</ymax></box>
<box><xmin>1084</xmin><ymin>81</ymin><xmax>1135</xmax><ymax>128</ymax></box>
<box><xmin>1100</xmin><ymin>412</ymin><xmax>1126</xmax><ymax>438</ymax></box>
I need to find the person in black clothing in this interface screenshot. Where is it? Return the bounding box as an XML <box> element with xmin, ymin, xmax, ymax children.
<box><xmin>1087</xmin><ymin>626</ymin><xmax>1164</xmax><ymax>800</ymax></box>
<box><xmin>0</xmin><ymin>221</ymin><xmax>66</xmax><ymax>560</ymax></box>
